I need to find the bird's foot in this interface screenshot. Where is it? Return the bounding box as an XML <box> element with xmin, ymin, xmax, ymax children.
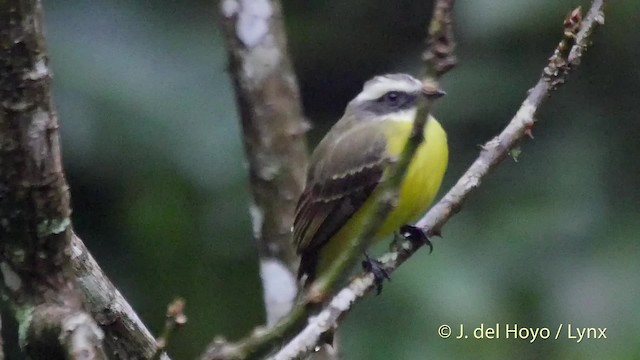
<box><xmin>361</xmin><ymin>252</ymin><xmax>390</xmax><ymax>295</ymax></box>
<box><xmin>399</xmin><ymin>225</ymin><xmax>433</xmax><ymax>253</ymax></box>
<box><xmin>318</xmin><ymin>328</ymin><xmax>335</xmax><ymax>348</ymax></box>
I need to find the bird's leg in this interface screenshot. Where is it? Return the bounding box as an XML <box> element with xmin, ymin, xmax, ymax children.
<box><xmin>361</xmin><ymin>252</ymin><xmax>390</xmax><ymax>295</ymax></box>
<box><xmin>399</xmin><ymin>225</ymin><xmax>433</xmax><ymax>253</ymax></box>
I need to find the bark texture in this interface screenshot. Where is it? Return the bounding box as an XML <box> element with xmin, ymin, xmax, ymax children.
<box><xmin>0</xmin><ymin>1</ymin><xmax>163</xmax><ymax>359</ymax></box>
<box><xmin>0</xmin><ymin>1</ymin><xmax>106</xmax><ymax>358</ymax></box>
<box><xmin>71</xmin><ymin>234</ymin><xmax>168</xmax><ymax>360</ymax></box>
<box><xmin>219</xmin><ymin>0</ymin><xmax>308</xmax><ymax>325</ymax></box>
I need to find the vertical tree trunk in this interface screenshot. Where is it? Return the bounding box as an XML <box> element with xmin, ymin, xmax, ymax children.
<box><xmin>219</xmin><ymin>0</ymin><xmax>308</xmax><ymax>325</ymax></box>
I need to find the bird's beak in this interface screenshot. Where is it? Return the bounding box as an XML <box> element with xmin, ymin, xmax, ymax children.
<box><xmin>421</xmin><ymin>83</ymin><xmax>447</xmax><ymax>99</ymax></box>
<box><xmin>431</xmin><ymin>89</ymin><xmax>447</xmax><ymax>98</ymax></box>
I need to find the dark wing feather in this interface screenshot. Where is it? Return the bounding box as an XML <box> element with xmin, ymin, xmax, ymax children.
<box><xmin>293</xmin><ymin>123</ymin><xmax>388</xmax><ymax>280</ymax></box>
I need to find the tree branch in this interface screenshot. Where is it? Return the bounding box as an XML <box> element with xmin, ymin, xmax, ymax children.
<box><xmin>0</xmin><ymin>1</ymin><xmax>106</xmax><ymax>358</ymax></box>
<box><xmin>24</xmin><ymin>305</ymin><xmax>107</xmax><ymax>359</ymax></box>
<box><xmin>151</xmin><ymin>298</ymin><xmax>187</xmax><ymax>360</ymax></box>
<box><xmin>0</xmin><ymin>1</ymin><xmax>168</xmax><ymax>359</ymax></box>
<box><xmin>414</xmin><ymin>0</ymin><xmax>605</xmax><ymax>235</ymax></box>
<box><xmin>271</xmin><ymin>1</ymin><xmax>606</xmax><ymax>358</ymax></box>
<box><xmin>219</xmin><ymin>0</ymin><xmax>309</xmax><ymax>328</ymax></box>
<box><xmin>70</xmin><ymin>234</ymin><xmax>170</xmax><ymax>360</ymax></box>
<box><xmin>214</xmin><ymin>0</ymin><xmax>340</xmax><ymax>359</ymax></box>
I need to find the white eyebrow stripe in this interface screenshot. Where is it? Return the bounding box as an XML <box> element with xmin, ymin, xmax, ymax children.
<box><xmin>354</xmin><ymin>75</ymin><xmax>422</xmax><ymax>102</ymax></box>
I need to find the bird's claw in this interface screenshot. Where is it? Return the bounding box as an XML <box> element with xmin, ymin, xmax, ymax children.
<box><xmin>399</xmin><ymin>225</ymin><xmax>433</xmax><ymax>253</ymax></box>
<box><xmin>361</xmin><ymin>252</ymin><xmax>390</xmax><ymax>295</ymax></box>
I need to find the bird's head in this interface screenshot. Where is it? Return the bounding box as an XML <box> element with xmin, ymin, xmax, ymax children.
<box><xmin>345</xmin><ymin>74</ymin><xmax>425</xmax><ymax>120</ymax></box>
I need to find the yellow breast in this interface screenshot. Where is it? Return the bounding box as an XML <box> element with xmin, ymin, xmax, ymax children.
<box><xmin>316</xmin><ymin>117</ymin><xmax>448</xmax><ymax>270</ymax></box>
<box><xmin>376</xmin><ymin>116</ymin><xmax>449</xmax><ymax>235</ymax></box>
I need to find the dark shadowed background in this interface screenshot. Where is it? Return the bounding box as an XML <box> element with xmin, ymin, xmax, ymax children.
<box><xmin>6</xmin><ymin>0</ymin><xmax>637</xmax><ymax>359</ymax></box>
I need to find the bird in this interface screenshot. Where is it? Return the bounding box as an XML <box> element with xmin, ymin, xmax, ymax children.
<box><xmin>293</xmin><ymin>73</ymin><xmax>448</xmax><ymax>289</ymax></box>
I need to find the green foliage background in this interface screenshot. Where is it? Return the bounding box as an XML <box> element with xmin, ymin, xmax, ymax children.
<box><xmin>18</xmin><ymin>0</ymin><xmax>640</xmax><ymax>358</ymax></box>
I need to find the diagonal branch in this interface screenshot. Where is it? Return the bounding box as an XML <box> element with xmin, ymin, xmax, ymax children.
<box><xmin>70</xmin><ymin>234</ymin><xmax>170</xmax><ymax>359</ymax></box>
<box><xmin>415</xmin><ymin>0</ymin><xmax>605</xmax><ymax>236</ymax></box>
<box><xmin>271</xmin><ymin>1</ymin><xmax>606</xmax><ymax>358</ymax></box>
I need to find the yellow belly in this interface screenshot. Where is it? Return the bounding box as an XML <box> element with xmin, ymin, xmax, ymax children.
<box><xmin>317</xmin><ymin>117</ymin><xmax>448</xmax><ymax>271</ymax></box>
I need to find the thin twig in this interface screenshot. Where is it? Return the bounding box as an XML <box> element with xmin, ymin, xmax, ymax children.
<box><xmin>270</xmin><ymin>1</ymin><xmax>605</xmax><ymax>358</ymax></box>
<box><xmin>152</xmin><ymin>298</ymin><xmax>188</xmax><ymax>360</ymax></box>
<box><xmin>415</xmin><ymin>0</ymin><xmax>605</xmax><ymax>236</ymax></box>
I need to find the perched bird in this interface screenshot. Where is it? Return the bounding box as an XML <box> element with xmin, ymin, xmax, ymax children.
<box><xmin>293</xmin><ymin>74</ymin><xmax>449</xmax><ymax>287</ymax></box>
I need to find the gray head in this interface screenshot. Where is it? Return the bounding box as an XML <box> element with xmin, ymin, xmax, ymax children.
<box><xmin>345</xmin><ymin>74</ymin><xmax>423</xmax><ymax>117</ymax></box>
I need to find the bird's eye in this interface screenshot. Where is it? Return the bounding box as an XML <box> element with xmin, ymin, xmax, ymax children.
<box><xmin>382</xmin><ymin>91</ymin><xmax>401</xmax><ymax>103</ymax></box>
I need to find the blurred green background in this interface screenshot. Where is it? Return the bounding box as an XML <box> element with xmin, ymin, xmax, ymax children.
<box><xmin>13</xmin><ymin>0</ymin><xmax>638</xmax><ymax>358</ymax></box>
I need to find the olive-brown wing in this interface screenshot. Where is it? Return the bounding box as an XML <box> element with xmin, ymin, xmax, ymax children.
<box><xmin>293</xmin><ymin>125</ymin><xmax>388</xmax><ymax>270</ymax></box>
